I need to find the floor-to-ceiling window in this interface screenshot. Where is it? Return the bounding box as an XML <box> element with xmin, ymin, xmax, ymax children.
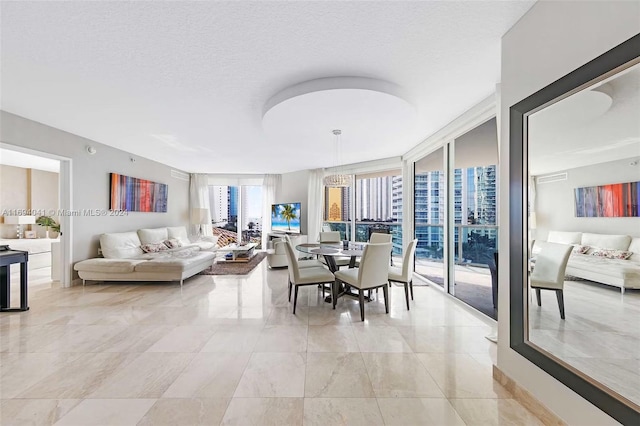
<box><xmin>209</xmin><ymin>184</ymin><xmax>263</xmax><ymax>248</ymax></box>
<box><xmin>412</xmin><ymin>118</ymin><xmax>498</xmax><ymax>319</ymax></box>
<box><xmin>452</xmin><ymin>118</ymin><xmax>498</xmax><ymax>318</ymax></box>
<box><xmin>322</xmin><ymin>185</ymin><xmax>352</xmax><ymax>241</ymax></box>
<box><xmin>355</xmin><ymin>170</ymin><xmax>403</xmax><ymax>263</ymax></box>
<box><xmin>414</xmin><ymin>147</ymin><xmax>445</xmax><ymax>287</ymax></box>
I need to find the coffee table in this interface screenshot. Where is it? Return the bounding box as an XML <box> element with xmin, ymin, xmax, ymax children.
<box><xmin>217</xmin><ymin>243</ymin><xmax>257</xmax><ymax>263</ymax></box>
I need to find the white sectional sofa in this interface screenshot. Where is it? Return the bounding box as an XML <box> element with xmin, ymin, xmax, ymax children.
<box><xmin>74</xmin><ymin>226</ymin><xmax>219</xmax><ymax>286</ymax></box>
<box><xmin>536</xmin><ymin>231</ymin><xmax>640</xmax><ymax>294</ymax></box>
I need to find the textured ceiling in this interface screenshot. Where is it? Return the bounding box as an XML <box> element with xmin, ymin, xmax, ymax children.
<box><xmin>1</xmin><ymin>1</ymin><xmax>535</xmax><ymax>173</ymax></box>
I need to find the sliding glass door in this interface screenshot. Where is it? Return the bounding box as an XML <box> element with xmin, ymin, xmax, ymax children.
<box><xmin>413</xmin><ymin>147</ymin><xmax>445</xmax><ymax>288</ymax></box>
<box><xmin>411</xmin><ymin>118</ymin><xmax>499</xmax><ymax>319</ymax></box>
<box><xmin>452</xmin><ymin>119</ymin><xmax>498</xmax><ymax>318</ymax></box>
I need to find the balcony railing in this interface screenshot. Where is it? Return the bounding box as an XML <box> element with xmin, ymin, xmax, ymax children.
<box><xmin>415</xmin><ymin>224</ymin><xmax>498</xmax><ymax>267</ymax></box>
<box><xmin>322</xmin><ymin>221</ymin><xmax>403</xmax><ymax>254</ymax></box>
<box><xmin>321</xmin><ymin>222</ymin><xmax>498</xmax><ymax>267</ymax></box>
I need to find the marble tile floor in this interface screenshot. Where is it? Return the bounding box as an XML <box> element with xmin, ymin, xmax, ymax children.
<box><xmin>529</xmin><ymin>279</ymin><xmax>640</xmax><ymax>406</ymax></box>
<box><xmin>1</xmin><ymin>261</ymin><xmax>544</xmax><ymax>425</ymax></box>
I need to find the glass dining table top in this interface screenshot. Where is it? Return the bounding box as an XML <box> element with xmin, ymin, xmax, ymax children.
<box><xmin>294</xmin><ymin>242</ymin><xmax>365</xmax><ymax>257</ymax></box>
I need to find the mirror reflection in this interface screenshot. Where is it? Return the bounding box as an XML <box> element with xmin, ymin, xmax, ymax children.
<box><xmin>527</xmin><ymin>61</ymin><xmax>640</xmax><ymax>406</ymax></box>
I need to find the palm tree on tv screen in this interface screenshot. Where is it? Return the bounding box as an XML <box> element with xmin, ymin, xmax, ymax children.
<box><xmin>280</xmin><ymin>204</ymin><xmax>297</xmax><ymax>231</ymax></box>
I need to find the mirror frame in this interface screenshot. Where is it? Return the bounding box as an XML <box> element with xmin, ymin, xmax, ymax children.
<box><xmin>509</xmin><ymin>33</ymin><xmax>640</xmax><ymax>425</ymax></box>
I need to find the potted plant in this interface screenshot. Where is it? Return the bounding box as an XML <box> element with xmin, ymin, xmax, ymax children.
<box><xmin>35</xmin><ymin>216</ymin><xmax>59</xmax><ymax>238</ymax></box>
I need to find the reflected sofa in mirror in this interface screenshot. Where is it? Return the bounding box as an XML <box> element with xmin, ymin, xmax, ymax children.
<box><xmin>509</xmin><ymin>34</ymin><xmax>640</xmax><ymax>425</ymax></box>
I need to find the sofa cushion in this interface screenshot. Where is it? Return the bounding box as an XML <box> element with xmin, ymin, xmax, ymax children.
<box><xmin>189</xmin><ymin>241</ymin><xmax>216</xmax><ymax>251</ymax></box>
<box><xmin>74</xmin><ymin>258</ymin><xmax>146</xmax><ymax>273</ymax></box>
<box><xmin>100</xmin><ymin>232</ymin><xmax>144</xmax><ymax>259</ymax></box>
<box><xmin>628</xmin><ymin>237</ymin><xmax>640</xmax><ymax>263</ymax></box>
<box><xmin>134</xmin><ymin>250</ymin><xmax>214</xmax><ymax>273</ymax></box>
<box><xmin>581</xmin><ymin>233</ymin><xmax>631</xmax><ymax>251</ymax></box>
<box><xmin>138</xmin><ymin>228</ymin><xmax>169</xmax><ymax>245</ymax></box>
<box><xmin>547</xmin><ymin>231</ymin><xmax>582</xmax><ymax>245</ymax></box>
<box><xmin>167</xmin><ymin>226</ymin><xmax>191</xmax><ymax>246</ymax></box>
<box><xmin>568</xmin><ymin>254</ymin><xmax>640</xmax><ymax>279</ymax></box>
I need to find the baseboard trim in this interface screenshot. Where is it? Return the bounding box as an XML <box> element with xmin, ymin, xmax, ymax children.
<box><xmin>493</xmin><ymin>365</ymin><xmax>567</xmax><ymax>426</ymax></box>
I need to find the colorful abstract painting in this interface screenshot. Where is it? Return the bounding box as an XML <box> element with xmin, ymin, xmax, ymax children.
<box><xmin>574</xmin><ymin>181</ymin><xmax>639</xmax><ymax>217</ymax></box>
<box><xmin>110</xmin><ymin>173</ymin><xmax>168</xmax><ymax>212</ymax></box>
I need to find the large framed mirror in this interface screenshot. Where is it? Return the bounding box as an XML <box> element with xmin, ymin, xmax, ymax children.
<box><xmin>509</xmin><ymin>34</ymin><xmax>640</xmax><ymax>425</ymax></box>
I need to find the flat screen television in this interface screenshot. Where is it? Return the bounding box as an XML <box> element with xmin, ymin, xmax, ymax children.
<box><xmin>271</xmin><ymin>202</ymin><xmax>301</xmax><ymax>234</ymax></box>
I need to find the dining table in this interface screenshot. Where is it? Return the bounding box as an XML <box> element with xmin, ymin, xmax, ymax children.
<box><xmin>295</xmin><ymin>242</ymin><xmax>369</xmax><ymax>303</ymax></box>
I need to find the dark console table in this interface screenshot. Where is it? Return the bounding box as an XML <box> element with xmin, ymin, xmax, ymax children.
<box><xmin>0</xmin><ymin>249</ymin><xmax>29</xmax><ymax>312</ymax></box>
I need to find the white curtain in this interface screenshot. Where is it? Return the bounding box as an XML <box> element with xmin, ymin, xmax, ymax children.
<box><xmin>261</xmin><ymin>174</ymin><xmax>281</xmax><ymax>249</ymax></box>
<box><xmin>307</xmin><ymin>169</ymin><xmax>324</xmax><ymax>242</ymax></box>
<box><xmin>189</xmin><ymin>173</ymin><xmax>213</xmax><ymax>237</ymax></box>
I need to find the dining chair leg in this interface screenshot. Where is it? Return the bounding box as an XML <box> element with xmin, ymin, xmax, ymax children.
<box><xmin>332</xmin><ymin>280</ymin><xmax>338</xmax><ymax>309</ymax></box>
<box><xmin>359</xmin><ymin>291</ymin><xmax>365</xmax><ymax>321</ymax></box>
<box><xmin>293</xmin><ymin>285</ymin><xmax>299</xmax><ymax>314</ymax></box>
<box><xmin>556</xmin><ymin>290</ymin><xmax>565</xmax><ymax>320</ymax></box>
<box><xmin>535</xmin><ymin>288</ymin><xmax>541</xmax><ymax>306</ymax></box>
<box><xmin>382</xmin><ymin>284</ymin><xmax>389</xmax><ymax>314</ymax></box>
<box><xmin>288</xmin><ymin>280</ymin><xmax>292</xmax><ymax>302</ymax></box>
<box><xmin>409</xmin><ymin>280</ymin><xmax>414</xmax><ymax>300</ymax></box>
<box><xmin>403</xmin><ymin>282</ymin><xmax>410</xmax><ymax>310</ymax></box>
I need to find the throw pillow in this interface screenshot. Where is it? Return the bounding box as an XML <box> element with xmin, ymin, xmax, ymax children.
<box><xmin>572</xmin><ymin>244</ymin><xmax>590</xmax><ymax>254</ymax></box>
<box><xmin>141</xmin><ymin>242</ymin><xmax>169</xmax><ymax>253</ymax></box>
<box><xmin>164</xmin><ymin>238</ymin><xmax>183</xmax><ymax>249</ymax></box>
<box><xmin>590</xmin><ymin>248</ymin><xmax>632</xmax><ymax>260</ymax></box>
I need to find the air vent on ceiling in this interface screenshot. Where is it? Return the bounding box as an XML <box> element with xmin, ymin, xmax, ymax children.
<box><xmin>171</xmin><ymin>170</ymin><xmax>189</xmax><ymax>181</ymax></box>
<box><xmin>536</xmin><ymin>172</ymin><xmax>568</xmax><ymax>184</ymax></box>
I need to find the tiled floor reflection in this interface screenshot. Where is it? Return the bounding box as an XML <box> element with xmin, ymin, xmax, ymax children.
<box><xmin>1</xmin><ymin>262</ymin><xmax>542</xmax><ymax>425</ymax></box>
<box><xmin>529</xmin><ymin>279</ymin><xmax>640</xmax><ymax>406</ymax></box>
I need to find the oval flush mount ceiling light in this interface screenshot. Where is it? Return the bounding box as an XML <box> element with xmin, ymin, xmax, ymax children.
<box><xmin>262</xmin><ymin>77</ymin><xmax>417</xmax><ymax>165</ymax></box>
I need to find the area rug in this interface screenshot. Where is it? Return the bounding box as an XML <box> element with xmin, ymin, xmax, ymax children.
<box><xmin>199</xmin><ymin>252</ymin><xmax>267</xmax><ymax>275</ymax></box>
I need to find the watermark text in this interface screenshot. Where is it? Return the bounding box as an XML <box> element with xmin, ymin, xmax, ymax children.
<box><xmin>2</xmin><ymin>209</ymin><xmax>128</xmax><ymax>217</ymax></box>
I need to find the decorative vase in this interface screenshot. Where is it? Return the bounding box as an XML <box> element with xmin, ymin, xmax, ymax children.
<box><xmin>46</xmin><ymin>230</ymin><xmax>50</xmax><ymax>239</ymax></box>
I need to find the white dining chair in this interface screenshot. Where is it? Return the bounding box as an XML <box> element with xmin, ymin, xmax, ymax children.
<box><xmin>369</xmin><ymin>233</ymin><xmax>392</xmax><ymax>244</ymax></box>
<box><xmin>319</xmin><ymin>231</ymin><xmax>341</xmax><ymax>243</ymax></box>
<box><xmin>530</xmin><ymin>241</ymin><xmax>573</xmax><ymax>319</ymax></box>
<box><xmin>388</xmin><ymin>239</ymin><xmax>418</xmax><ymax>310</ymax></box>
<box><xmin>333</xmin><ymin>242</ymin><xmax>392</xmax><ymax>321</ymax></box>
<box><xmin>318</xmin><ymin>231</ymin><xmax>350</xmax><ymax>269</ymax></box>
<box><xmin>354</xmin><ymin>232</ymin><xmax>393</xmax><ymax>271</ymax></box>
<box><xmin>283</xmin><ymin>238</ymin><xmax>336</xmax><ymax>314</ymax></box>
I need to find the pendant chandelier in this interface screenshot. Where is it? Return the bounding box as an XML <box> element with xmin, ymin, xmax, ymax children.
<box><xmin>323</xmin><ymin>129</ymin><xmax>352</xmax><ymax>187</ymax></box>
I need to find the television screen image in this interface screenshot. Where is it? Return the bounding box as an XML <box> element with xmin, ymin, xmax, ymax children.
<box><xmin>271</xmin><ymin>202</ymin><xmax>301</xmax><ymax>233</ymax></box>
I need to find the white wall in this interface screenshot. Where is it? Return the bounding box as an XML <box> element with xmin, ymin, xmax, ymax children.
<box><xmin>498</xmin><ymin>1</ymin><xmax>639</xmax><ymax>425</ymax></box>
<box><xmin>535</xmin><ymin>158</ymin><xmax>640</xmax><ymax>240</ymax></box>
<box><xmin>0</xmin><ymin>111</ymin><xmax>190</xmax><ymax>279</ymax></box>
<box><xmin>278</xmin><ymin>169</ymin><xmax>309</xmax><ymax>235</ymax></box>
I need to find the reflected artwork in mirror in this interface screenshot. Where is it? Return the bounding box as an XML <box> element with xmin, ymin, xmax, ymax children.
<box><xmin>510</xmin><ymin>34</ymin><xmax>640</xmax><ymax>425</ymax></box>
